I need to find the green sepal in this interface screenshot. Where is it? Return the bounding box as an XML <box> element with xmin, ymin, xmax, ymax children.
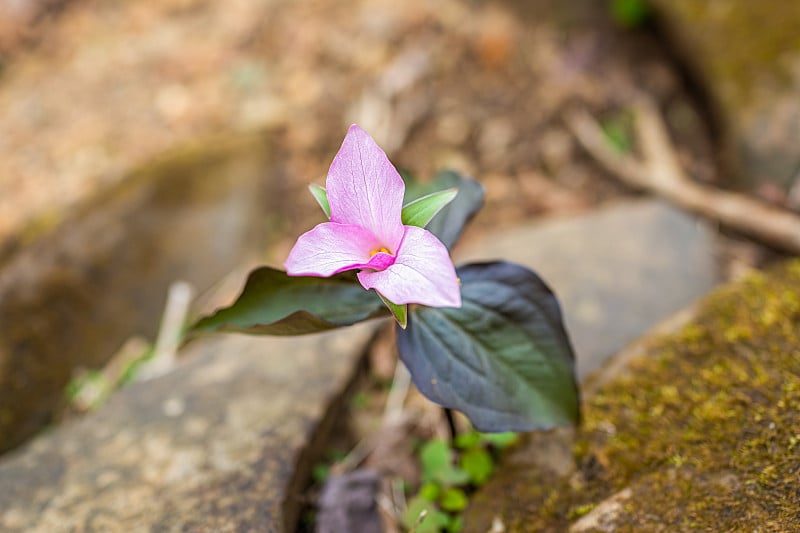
<box><xmin>402</xmin><ymin>170</ymin><xmax>485</xmax><ymax>250</ymax></box>
<box><xmin>377</xmin><ymin>292</ymin><xmax>408</xmax><ymax>329</ymax></box>
<box><xmin>308</xmin><ymin>184</ymin><xmax>330</xmax><ymax>219</ymax></box>
<box><xmin>401</xmin><ymin>188</ymin><xmax>458</xmax><ymax>228</ymax></box>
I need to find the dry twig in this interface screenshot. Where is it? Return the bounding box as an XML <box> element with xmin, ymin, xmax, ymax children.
<box><xmin>566</xmin><ymin>98</ymin><xmax>800</xmax><ymax>255</ymax></box>
<box><xmin>138</xmin><ymin>280</ymin><xmax>194</xmax><ymax>380</ymax></box>
<box><xmin>383</xmin><ymin>359</ymin><xmax>411</xmax><ymax>424</ymax></box>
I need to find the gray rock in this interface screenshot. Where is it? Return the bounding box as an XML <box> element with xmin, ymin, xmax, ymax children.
<box><xmin>317</xmin><ymin>469</ymin><xmax>383</xmax><ymax>533</ymax></box>
<box><xmin>0</xmin><ymin>133</ymin><xmax>273</xmax><ymax>453</ymax></box>
<box><xmin>457</xmin><ymin>199</ymin><xmax>719</xmax><ymax>380</ymax></box>
<box><xmin>0</xmin><ymin>323</ymin><xmax>374</xmax><ymax>532</ymax></box>
<box><xmin>651</xmin><ymin>0</ymin><xmax>800</xmax><ymax>192</ymax></box>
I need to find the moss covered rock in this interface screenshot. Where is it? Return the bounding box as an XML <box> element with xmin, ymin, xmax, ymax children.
<box><xmin>465</xmin><ymin>260</ymin><xmax>800</xmax><ymax>531</ymax></box>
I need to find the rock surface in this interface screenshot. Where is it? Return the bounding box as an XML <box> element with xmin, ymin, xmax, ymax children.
<box><xmin>0</xmin><ymin>133</ymin><xmax>272</xmax><ymax>453</ymax></box>
<box><xmin>457</xmin><ymin>199</ymin><xmax>720</xmax><ymax>380</ymax></box>
<box><xmin>0</xmin><ymin>323</ymin><xmax>374</xmax><ymax>532</ymax></box>
<box><xmin>464</xmin><ymin>260</ymin><xmax>800</xmax><ymax>531</ymax></box>
<box><xmin>651</xmin><ymin>0</ymin><xmax>800</xmax><ymax>193</ymax></box>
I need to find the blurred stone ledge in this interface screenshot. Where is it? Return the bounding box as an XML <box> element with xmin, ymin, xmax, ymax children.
<box><xmin>0</xmin><ymin>323</ymin><xmax>375</xmax><ymax>533</ymax></box>
<box><xmin>457</xmin><ymin>199</ymin><xmax>720</xmax><ymax>381</ymax></box>
<box><xmin>0</xmin><ymin>132</ymin><xmax>275</xmax><ymax>453</ymax></box>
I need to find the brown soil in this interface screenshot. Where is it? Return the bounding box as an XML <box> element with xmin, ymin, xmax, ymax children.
<box><xmin>0</xmin><ymin>0</ymin><xmax>717</xmax><ymax>263</ymax></box>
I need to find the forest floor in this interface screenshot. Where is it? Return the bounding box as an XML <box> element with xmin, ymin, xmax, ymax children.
<box><xmin>0</xmin><ymin>0</ymin><xmax>777</xmax><ymax>531</ymax></box>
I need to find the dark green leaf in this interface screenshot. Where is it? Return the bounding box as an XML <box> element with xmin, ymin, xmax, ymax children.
<box><xmin>190</xmin><ymin>267</ymin><xmax>387</xmax><ymax>336</ymax></box>
<box><xmin>309</xmin><ymin>184</ymin><xmax>330</xmax><ymax>218</ymax></box>
<box><xmin>397</xmin><ymin>261</ymin><xmax>580</xmax><ymax>432</ymax></box>
<box><xmin>402</xmin><ymin>188</ymin><xmax>458</xmax><ymax>228</ymax></box>
<box><xmin>403</xmin><ymin>170</ymin><xmax>484</xmax><ymax>250</ymax></box>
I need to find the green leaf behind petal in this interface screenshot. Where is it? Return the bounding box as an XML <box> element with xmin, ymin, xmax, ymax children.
<box><xmin>397</xmin><ymin>261</ymin><xmax>580</xmax><ymax>431</ymax></box>
<box><xmin>308</xmin><ymin>184</ymin><xmax>331</xmax><ymax>219</ymax></box>
<box><xmin>190</xmin><ymin>267</ymin><xmax>387</xmax><ymax>336</ymax></box>
<box><xmin>401</xmin><ymin>188</ymin><xmax>458</xmax><ymax>228</ymax></box>
<box><xmin>403</xmin><ymin>170</ymin><xmax>484</xmax><ymax>250</ymax></box>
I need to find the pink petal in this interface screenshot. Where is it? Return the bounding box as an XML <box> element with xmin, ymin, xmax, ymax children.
<box><xmin>326</xmin><ymin>125</ymin><xmax>405</xmax><ymax>252</ymax></box>
<box><xmin>285</xmin><ymin>222</ymin><xmax>383</xmax><ymax>277</ymax></box>
<box><xmin>362</xmin><ymin>251</ymin><xmax>396</xmax><ymax>271</ymax></box>
<box><xmin>357</xmin><ymin>226</ymin><xmax>461</xmax><ymax>307</ymax></box>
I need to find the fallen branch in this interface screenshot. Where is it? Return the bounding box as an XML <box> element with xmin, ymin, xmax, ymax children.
<box><xmin>566</xmin><ymin>98</ymin><xmax>800</xmax><ymax>255</ymax></box>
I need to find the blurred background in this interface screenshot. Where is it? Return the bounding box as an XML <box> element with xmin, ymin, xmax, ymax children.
<box><xmin>0</xmin><ymin>0</ymin><xmax>797</xmax><ymax>457</ymax></box>
<box><xmin>0</xmin><ymin>0</ymin><xmax>718</xmax><ymax>252</ymax></box>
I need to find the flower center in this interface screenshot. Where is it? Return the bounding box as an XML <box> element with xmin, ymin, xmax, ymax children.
<box><xmin>369</xmin><ymin>247</ymin><xmax>391</xmax><ymax>257</ymax></box>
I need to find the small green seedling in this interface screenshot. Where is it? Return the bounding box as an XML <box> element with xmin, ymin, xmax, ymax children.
<box><xmin>403</xmin><ymin>431</ymin><xmax>519</xmax><ymax>532</ymax></box>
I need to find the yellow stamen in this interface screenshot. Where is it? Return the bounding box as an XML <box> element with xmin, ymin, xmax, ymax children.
<box><xmin>370</xmin><ymin>247</ymin><xmax>391</xmax><ymax>257</ymax></box>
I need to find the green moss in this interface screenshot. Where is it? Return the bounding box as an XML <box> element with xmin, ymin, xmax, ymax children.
<box><xmin>567</xmin><ymin>503</ymin><xmax>596</xmax><ymax>520</ymax></box>
<box><xmin>470</xmin><ymin>259</ymin><xmax>800</xmax><ymax>531</ymax></box>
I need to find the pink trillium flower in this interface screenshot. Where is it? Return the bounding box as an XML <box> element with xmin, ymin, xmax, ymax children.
<box><xmin>285</xmin><ymin>125</ymin><xmax>462</xmax><ymax>308</ymax></box>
